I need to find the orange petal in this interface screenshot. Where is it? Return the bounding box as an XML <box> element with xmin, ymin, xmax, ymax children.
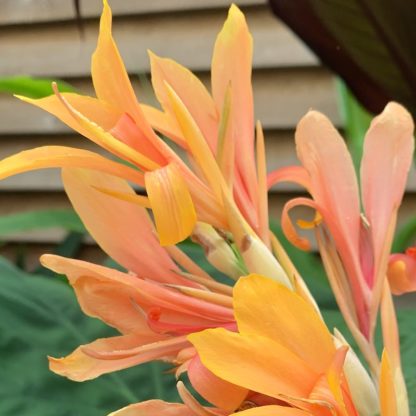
<box><xmin>234</xmin><ymin>275</ymin><xmax>335</xmax><ymax>374</ymax></box>
<box><xmin>149</xmin><ymin>51</ymin><xmax>218</xmax><ymax>151</ymax></box>
<box><xmin>91</xmin><ymin>0</ymin><xmax>153</xmax><ymax>140</ymax></box>
<box><xmin>380</xmin><ymin>350</ymin><xmax>398</xmax><ymax>416</ymax></box>
<box><xmin>145</xmin><ymin>163</ymin><xmax>197</xmax><ymax>246</ymax></box>
<box><xmin>387</xmin><ymin>253</ymin><xmax>416</xmax><ymax>295</ymax></box>
<box><xmin>49</xmin><ymin>334</ymin><xmax>185</xmax><ymax>382</ymax></box>
<box><xmin>62</xmin><ymin>168</ymin><xmax>183</xmax><ymax>281</ymax></box>
<box><xmin>108</xmin><ymin>400</ymin><xmax>197</xmax><ymax>416</ymax></box>
<box><xmin>0</xmin><ymin>146</ymin><xmax>144</xmax><ymax>185</ymax></box>
<box><xmin>230</xmin><ymin>406</ymin><xmax>311</xmax><ymax>416</ymax></box>
<box><xmin>211</xmin><ymin>5</ymin><xmax>256</xmax><ymax>204</ymax></box>
<box><xmin>188</xmin><ymin>355</ymin><xmax>248</xmax><ymax>411</ymax></box>
<box><xmin>189</xmin><ymin>328</ymin><xmax>318</xmax><ymax>400</ymax></box>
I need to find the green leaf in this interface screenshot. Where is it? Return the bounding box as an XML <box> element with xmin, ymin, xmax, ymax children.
<box><xmin>0</xmin><ymin>209</ymin><xmax>86</xmax><ymax>238</ymax></box>
<box><xmin>0</xmin><ymin>76</ymin><xmax>75</xmax><ymax>99</ymax></box>
<box><xmin>392</xmin><ymin>215</ymin><xmax>416</xmax><ymax>253</ymax></box>
<box><xmin>0</xmin><ymin>256</ymin><xmax>178</xmax><ymax>415</ymax></box>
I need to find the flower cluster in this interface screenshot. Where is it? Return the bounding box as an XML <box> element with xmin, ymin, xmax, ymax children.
<box><xmin>1</xmin><ymin>1</ymin><xmax>415</xmax><ymax>415</ymax></box>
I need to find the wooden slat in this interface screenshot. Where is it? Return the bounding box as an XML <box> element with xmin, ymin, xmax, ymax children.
<box><xmin>0</xmin><ymin>0</ymin><xmax>266</xmax><ymax>26</ymax></box>
<box><xmin>2</xmin><ymin>192</ymin><xmax>416</xmax><ymax>244</ymax></box>
<box><xmin>0</xmin><ymin>7</ymin><xmax>317</xmax><ymax>77</ymax></box>
<box><xmin>0</xmin><ymin>68</ymin><xmax>339</xmax><ymax>135</ymax></box>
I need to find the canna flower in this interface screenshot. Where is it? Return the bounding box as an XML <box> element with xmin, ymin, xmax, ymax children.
<box><xmin>387</xmin><ymin>247</ymin><xmax>416</xmax><ymax>295</ymax></box>
<box><xmin>269</xmin><ymin>103</ymin><xmax>414</xmax><ymax>365</ymax></box>
<box><xmin>189</xmin><ymin>274</ymin><xmax>399</xmax><ymax>416</ymax></box>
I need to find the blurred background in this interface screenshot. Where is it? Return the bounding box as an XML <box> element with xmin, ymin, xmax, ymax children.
<box><xmin>0</xmin><ymin>1</ymin><xmax>415</xmax><ymax>415</ymax></box>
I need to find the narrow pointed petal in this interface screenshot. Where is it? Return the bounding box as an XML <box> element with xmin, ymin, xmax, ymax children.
<box><xmin>234</xmin><ymin>275</ymin><xmax>334</xmax><ymax>373</ymax></box>
<box><xmin>387</xmin><ymin>252</ymin><xmax>416</xmax><ymax>295</ymax></box>
<box><xmin>108</xmin><ymin>400</ymin><xmax>197</xmax><ymax>416</ymax></box>
<box><xmin>189</xmin><ymin>328</ymin><xmax>318</xmax><ymax>400</ymax></box>
<box><xmin>0</xmin><ymin>146</ymin><xmax>145</xmax><ymax>185</ymax></box>
<box><xmin>188</xmin><ymin>355</ymin><xmax>248</xmax><ymax>411</ymax></box>
<box><xmin>361</xmin><ymin>103</ymin><xmax>414</xmax><ymax>288</ymax></box>
<box><xmin>149</xmin><ymin>51</ymin><xmax>218</xmax><ymax>151</ymax></box>
<box><xmin>145</xmin><ymin>163</ymin><xmax>197</xmax><ymax>246</ymax></box>
<box><xmin>380</xmin><ymin>350</ymin><xmax>398</xmax><ymax>416</ymax></box>
<box><xmin>49</xmin><ymin>334</ymin><xmax>186</xmax><ymax>382</ymax></box>
<box><xmin>91</xmin><ymin>0</ymin><xmax>153</xmax><ymax>141</ymax></box>
<box><xmin>212</xmin><ymin>5</ymin><xmax>256</xmax><ymax>204</ymax></box>
<box><xmin>62</xmin><ymin>168</ymin><xmax>183</xmax><ymax>281</ymax></box>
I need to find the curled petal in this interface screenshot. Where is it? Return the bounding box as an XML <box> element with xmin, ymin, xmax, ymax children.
<box><xmin>145</xmin><ymin>163</ymin><xmax>197</xmax><ymax>246</ymax></box>
<box><xmin>108</xmin><ymin>400</ymin><xmax>198</xmax><ymax>416</ymax></box>
<box><xmin>281</xmin><ymin>197</ymin><xmax>322</xmax><ymax>251</ymax></box>
<box><xmin>267</xmin><ymin>165</ymin><xmax>311</xmax><ymax>192</ymax></box>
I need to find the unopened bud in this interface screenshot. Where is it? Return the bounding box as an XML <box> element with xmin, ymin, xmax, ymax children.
<box><xmin>192</xmin><ymin>223</ymin><xmax>246</xmax><ymax>280</ymax></box>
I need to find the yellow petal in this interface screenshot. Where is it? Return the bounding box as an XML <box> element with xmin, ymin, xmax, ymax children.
<box><xmin>0</xmin><ymin>146</ymin><xmax>144</xmax><ymax>185</ymax></box>
<box><xmin>145</xmin><ymin>163</ymin><xmax>197</xmax><ymax>246</ymax></box>
<box><xmin>212</xmin><ymin>4</ymin><xmax>256</xmax><ymax>203</ymax></box>
<box><xmin>230</xmin><ymin>406</ymin><xmax>312</xmax><ymax>416</ymax></box>
<box><xmin>380</xmin><ymin>350</ymin><xmax>398</xmax><ymax>416</ymax></box>
<box><xmin>149</xmin><ymin>51</ymin><xmax>218</xmax><ymax>151</ymax></box>
<box><xmin>234</xmin><ymin>275</ymin><xmax>335</xmax><ymax>373</ymax></box>
<box><xmin>189</xmin><ymin>328</ymin><xmax>318</xmax><ymax>400</ymax></box>
<box><xmin>108</xmin><ymin>400</ymin><xmax>197</xmax><ymax>416</ymax></box>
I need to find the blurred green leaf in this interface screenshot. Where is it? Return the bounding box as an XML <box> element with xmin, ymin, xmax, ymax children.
<box><xmin>0</xmin><ymin>76</ymin><xmax>75</xmax><ymax>99</ymax></box>
<box><xmin>0</xmin><ymin>209</ymin><xmax>86</xmax><ymax>238</ymax></box>
<box><xmin>392</xmin><ymin>216</ymin><xmax>416</xmax><ymax>253</ymax></box>
<box><xmin>0</xmin><ymin>257</ymin><xmax>178</xmax><ymax>416</ymax></box>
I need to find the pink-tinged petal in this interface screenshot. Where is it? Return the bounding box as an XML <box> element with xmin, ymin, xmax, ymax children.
<box><xmin>62</xmin><ymin>168</ymin><xmax>182</xmax><ymax>282</ymax></box>
<box><xmin>188</xmin><ymin>355</ymin><xmax>248</xmax><ymax>411</ymax></box>
<box><xmin>267</xmin><ymin>165</ymin><xmax>311</xmax><ymax>192</ymax></box>
<box><xmin>361</xmin><ymin>103</ymin><xmax>414</xmax><ymax>289</ymax></box>
<box><xmin>0</xmin><ymin>146</ymin><xmax>144</xmax><ymax>186</ymax></box>
<box><xmin>108</xmin><ymin>400</ymin><xmax>198</xmax><ymax>416</ymax></box>
<box><xmin>295</xmin><ymin>110</ymin><xmax>361</xmax><ymax>268</ymax></box>
<box><xmin>230</xmin><ymin>406</ymin><xmax>312</xmax><ymax>416</ymax></box>
<box><xmin>189</xmin><ymin>328</ymin><xmax>318</xmax><ymax>400</ymax></box>
<box><xmin>49</xmin><ymin>334</ymin><xmax>187</xmax><ymax>382</ymax></box>
<box><xmin>141</xmin><ymin>104</ymin><xmax>186</xmax><ymax>147</ymax></box>
<box><xmin>145</xmin><ymin>163</ymin><xmax>197</xmax><ymax>246</ymax></box>
<box><xmin>233</xmin><ymin>275</ymin><xmax>335</xmax><ymax>374</ymax></box>
<box><xmin>149</xmin><ymin>51</ymin><xmax>218</xmax><ymax>151</ymax></box>
<box><xmin>211</xmin><ymin>5</ymin><xmax>256</xmax><ymax>205</ymax></box>
<box><xmin>387</xmin><ymin>250</ymin><xmax>416</xmax><ymax>295</ymax></box>
<box><xmin>110</xmin><ymin>113</ymin><xmax>166</xmax><ymax>165</ymax></box>
<box><xmin>41</xmin><ymin>255</ymin><xmax>234</xmax><ymax>325</ymax></box>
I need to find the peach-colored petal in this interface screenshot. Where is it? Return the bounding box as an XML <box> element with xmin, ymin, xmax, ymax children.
<box><xmin>361</xmin><ymin>103</ymin><xmax>414</xmax><ymax>289</ymax></box>
<box><xmin>62</xmin><ymin>168</ymin><xmax>183</xmax><ymax>281</ymax></box>
<box><xmin>41</xmin><ymin>255</ymin><xmax>234</xmax><ymax>326</ymax></box>
<box><xmin>149</xmin><ymin>51</ymin><xmax>218</xmax><ymax>151</ymax></box>
<box><xmin>267</xmin><ymin>165</ymin><xmax>311</xmax><ymax>192</ymax></box>
<box><xmin>230</xmin><ymin>406</ymin><xmax>311</xmax><ymax>416</ymax></box>
<box><xmin>49</xmin><ymin>334</ymin><xmax>186</xmax><ymax>382</ymax></box>
<box><xmin>188</xmin><ymin>355</ymin><xmax>248</xmax><ymax>412</ymax></box>
<box><xmin>211</xmin><ymin>5</ymin><xmax>256</xmax><ymax>205</ymax></box>
<box><xmin>189</xmin><ymin>328</ymin><xmax>318</xmax><ymax>401</ymax></box>
<box><xmin>0</xmin><ymin>146</ymin><xmax>144</xmax><ymax>185</ymax></box>
<box><xmin>380</xmin><ymin>350</ymin><xmax>398</xmax><ymax>416</ymax></box>
<box><xmin>387</xmin><ymin>251</ymin><xmax>416</xmax><ymax>295</ymax></box>
<box><xmin>108</xmin><ymin>400</ymin><xmax>197</xmax><ymax>416</ymax></box>
<box><xmin>145</xmin><ymin>163</ymin><xmax>197</xmax><ymax>246</ymax></box>
<box><xmin>233</xmin><ymin>275</ymin><xmax>335</xmax><ymax>373</ymax></box>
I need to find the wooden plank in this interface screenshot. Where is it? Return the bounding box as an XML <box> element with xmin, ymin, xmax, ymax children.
<box><xmin>0</xmin><ymin>68</ymin><xmax>339</xmax><ymax>135</ymax></box>
<box><xmin>2</xmin><ymin>191</ymin><xmax>416</xmax><ymax>244</ymax></box>
<box><xmin>0</xmin><ymin>0</ymin><xmax>266</xmax><ymax>26</ymax></box>
<box><xmin>0</xmin><ymin>8</ymin><xmax>317</xmax><ymax>77</ymax></box>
